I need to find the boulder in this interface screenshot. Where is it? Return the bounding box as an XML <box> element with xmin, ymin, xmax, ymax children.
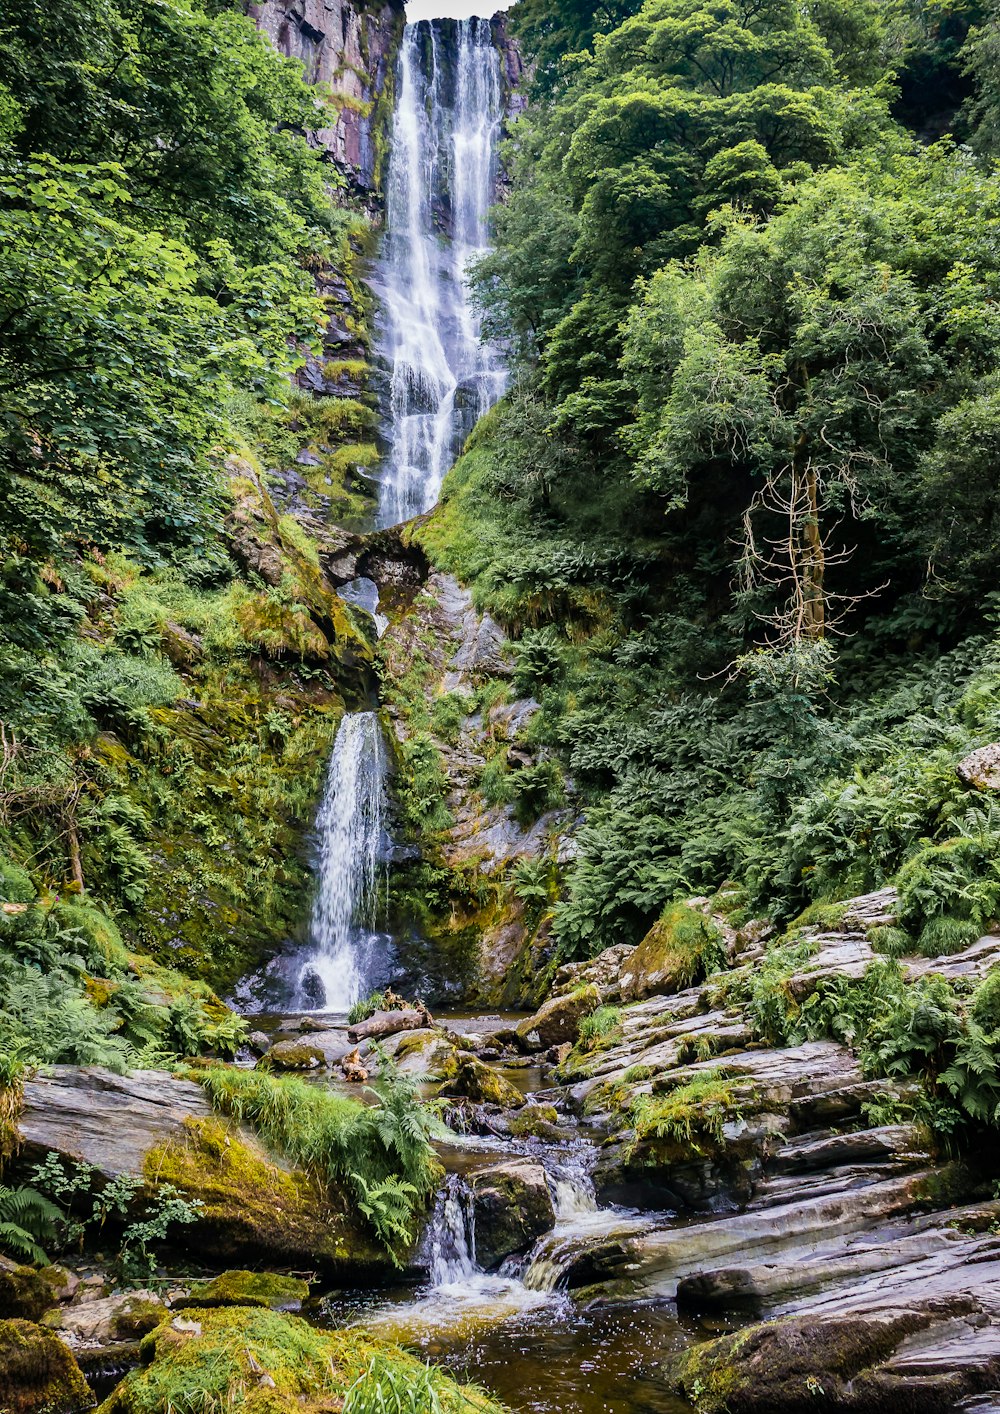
<box><xmin>99</xmin><ymin>1305</ymin><xmax>500</xmax><ymax>1414</ymax></box>
<box><xmin>19</xmin><ymin>1067</ymin><xmax>211</xmax><ymax>1179</ymax></box>
<box><xmin>619</xmin><ymin>903</ymin><xmax>727</xmax><ymax>1004</ymax></box>
<box><xmin>469</xmin><ymin>1161</ymin><xmax>555</xmax><ymax>1269</ymax></box>
<box><xmin>142</xmin><ymin>1116</ymin><xmax>393</xmax><ymax>1275</ymax></box>
<box><xmin>958</xmin><ymin>743</ymin><xmax>1000</xmax><ymax>791</ymax></box>
<box><xmin>439</xmin><ymin>1055</ymin><xmax>525</xmax><ymax>1109</ymax></box>
<box><xmin>515</xmin><ymin>985</ymin><xmax>600</xmax><ymax>1050</ymax></box>
<box><xmin>246</xmin><ymin>1031</ymin><xmax>271</xmax><ymax>1057</ymax></box>
<box><xmin>42</xmin><ymin>1291</ymin><xmax>166</xmax><ymax>1351</ymax></box>
<box><xmin>553</xmin><ymin>944</ymin><xmax>637</xmax><ymax>1003</ymax></box>
<box><xmin>0</xmin><ymin>1318</ymin><xmax>93</xmax><ymax>1414</ymax></box>
<box><xmin>177</xmin><ymin>1271</ymin><xmax>308</xmax><ymax>1311</ymax></box>
<box><xmin>265</xmin><ymin>1038</ymin><xmax>326</xmax><ymax>1070</ymax></box>
<box><xmin>0</xmin><ymin>1265</ymin><xmax>57</xmax><ymax>1323</ymax></box>
<box><xmin>389</xmin><ymin>1029</ymin><xmax>456</xmax><ymax>1077</ymax></box>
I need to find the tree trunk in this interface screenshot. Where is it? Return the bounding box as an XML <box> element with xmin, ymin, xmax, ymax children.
<box><xmin>348</xmin><ymin>1007</ymin><xmax>432</xmax><ymax>1042</ymax></box>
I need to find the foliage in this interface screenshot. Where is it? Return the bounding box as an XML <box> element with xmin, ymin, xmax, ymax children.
<box><xmin>195</xmin><ymin>1056</ymin><xmax>445</xmax><ymax>1258</ymax></box>
<box><xmin>30</xmin><ymin>1152</ymin><xmax>202</xmax><ymax>1282</ymax></box>
<box><xmin>344</xmin><ymin>1352</ymin><xmax>497</xmax><ymax>1414</ymax></box>
<box><xmin>578</xmin><ymin>1004</ymin><xmax>622</xmax><ymax>1052</ymax></box>
<box><xmin>626</xmin><ymin>1072</ymin><xmax>748</xmax><ymax>1159</ymax></box>
<box><xmin>0</xmin><ymin>1183</ymin><xmax>60</xmax><ymax>1264</ymax></box>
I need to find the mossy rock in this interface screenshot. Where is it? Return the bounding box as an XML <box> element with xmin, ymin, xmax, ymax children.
<box><xmin>178</xmin><ymin>1271</ymin><xmax>308</xmax><ymax>1311</ymax></box>
<box><xmin>99</xmin><ymin>1305</ymin><xmax>506</xmax><ymax>1414</ymax></box>
<box><xmin>515</xmin><ymin>984</ymin><xmax>600</xmax><ymax>1050</ymax></box>
<box><xmin>0</xmin><ymin>1318</ymin><xmax>94</xmax><ymax>1414</ymax></box>
<box><xmin>439</xmin><ymin>1055</ymin><xmax>525</xmax><ymax>1109</ymax></box>
<box><xmin>509</xmin><ymin>1104</ymin><xmax>561</xmax><ymax>1140</ymax></box>
<box><xmin>620</xmin><ymin>904</ymin><xmax>726</xmax><ymax>1003</ymax></box>
<box><xmin>143</xmin><ymin>1117</ymin><xmax>390</xmax><ymax>1276</ymax></box>
<box><xmin>264</xmin><ymin>1039</ymin><xmax>326</xmax><ymax>1070</ymax></box>
<box><xmin>670</xmin><ymin>1312</ymin><xmax>934</xmax><ymax>1413</ymax></box>
<box><xmin>0</xmin><ymin>1267</ymin><xmax>57</xmax><ymax>1323</ymax></box>
<box><xmin>110</xmin><ymin>1297</ymin><xmax>169</xmax><ymax>1341</ymax></box>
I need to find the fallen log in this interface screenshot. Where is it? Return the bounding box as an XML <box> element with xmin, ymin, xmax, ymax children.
<box><xmin>347</xmin><ymin>1007</ymin><xmax>432</xmax><ymax>1043</ymax></box>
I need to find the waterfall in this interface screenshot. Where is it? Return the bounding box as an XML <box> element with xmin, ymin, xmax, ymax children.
<box><xmin>375</xmin><ymin>17</ymin><xmax>505</xmax><ymax>528</ymax></box>
<box><xmin>296</xmin><ymin>711</ymin><xmax>388</xmax><ymax>1012</ymax></box>
<box><xmin>427</xmin><ymin>1175</ymin><xmax>478</xmax><ymax>1286</ymax></box>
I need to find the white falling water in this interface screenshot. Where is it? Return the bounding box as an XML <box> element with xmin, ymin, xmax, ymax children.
<box><xmin>296</xmin><ymin>711</ymin><xmax>388</xmax><ymax>1011</ymax></box>
<box><xmin>375</xmin><ymin>17</ymin><xmax>506</xmax><ymax>528</ymax></box>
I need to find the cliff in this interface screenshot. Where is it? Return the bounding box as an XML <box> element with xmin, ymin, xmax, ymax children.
<box><xmin>246</xmin><ymin>0</ymin><xmax>406</xmax><ymax>197</ymax></box>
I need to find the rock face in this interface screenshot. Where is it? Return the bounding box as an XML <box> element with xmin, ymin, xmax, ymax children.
<box><xmin>957</xmin><ymin>741</ymin><xmax>1000</xmax><ymax>790</ymax></box>
<box><xmin>469</xmin><ymin>1161</ymin><xmax>555</xmax><ymax>1270</ymax></box>
<box><xmin>246</xmin><ymin>0</ymin><xmax>404</xmax><ymax>197</ymax></box>
<box><xmin>18</xmin><ymin>1067</ymin><xmax>212</xmax><ymax>1178</ymax></box>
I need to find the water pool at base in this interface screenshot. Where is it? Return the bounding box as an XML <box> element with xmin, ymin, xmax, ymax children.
<box><xmin>323</xmin><ymin>1289</ymin><xmax>695</xmax><ymax>1414</ymax></box>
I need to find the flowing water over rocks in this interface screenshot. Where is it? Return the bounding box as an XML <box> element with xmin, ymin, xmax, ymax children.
<box><xmin>296</xmin><ymin>710</ymin><xmax>390</xmax><ymax>1011</ymax></box>
<box><xmin>375</xmin><ymin>17</ymin><xmax>505</xmax><ymax>527</ymax></box>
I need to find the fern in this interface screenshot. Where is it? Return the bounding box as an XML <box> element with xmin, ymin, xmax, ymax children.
<box><xmin>0</xmin><ymin>1184</ymin><xmax>60</xmax><ymax>1264</ymax></box>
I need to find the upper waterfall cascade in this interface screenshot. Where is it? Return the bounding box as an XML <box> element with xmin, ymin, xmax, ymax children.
<box><xmin>375</xmin><ymin>17</ymin><xmax>506</xmax><ymax>527</ymax></box>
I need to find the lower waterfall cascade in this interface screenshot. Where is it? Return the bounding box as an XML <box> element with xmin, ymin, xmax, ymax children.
<box><xmin>295</xmin><ymin>709</ymin><xmax>389</xmax><ymax>1012</ymax></box>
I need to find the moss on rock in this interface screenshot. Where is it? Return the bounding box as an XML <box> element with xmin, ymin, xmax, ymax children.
<box><xmin>179</xmin><ymin>1271</ymin><xmax>309</xmax><ymax>1311</ymax></box>
<box><xmin>99</xmin><ymin>1305</ymin><xmax>506</xmax><ymax>1414</ymax></box>
<box><xmin>670</xmin><ymin>1312</ymin><xmax>933</xmax><ymax>1413</ymax></box>
<box><xmin>0</xmin><ymin>1318</ymin><xmax>94</xmax><ymax>1414</ymax></box>
<box><xmin>0</xmin><ymin>1267</ymin><xmax>57</xmax><ymax>1323</ymax></box>
<box><xmin>620</xmin><ymin>904</ymin><xmax>727</xmax><ymax>1003</ymax></box>
<box><xmin>439</xmin><ymin>1055</ymin><xmax>525</xmax><ymax>1109</ymax></box>
<box><xmin>143</xmin><ymin>1117</ymin><xmax>389</xmax><ymax>1275</ymax></box>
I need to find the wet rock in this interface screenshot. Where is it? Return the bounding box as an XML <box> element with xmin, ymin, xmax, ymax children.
<box><xmin>389</xmin><ymin>1028</ymin><xmax>456</xmax><ymax>1077</ymax></box>
<box><xmin>177</xmin><ymin>1271</ymin><xmax>308</xmax><ymax>1312</ymax></box>
<box><xmin>516</xmin><ymin>984</ymin><xmax>600</xmax><ymax>1050</ymax></box>
<box><xmin>265</xmin><ymin>1037</ymin><xmax>326</xmax><ymax>1069</ymax></box>
<box><xmin>0</xmin><ymin>1318</ymin><xmax>94</xmax><ymax>1414</ymax></box>
<box><xmin>247</xmin><ymin>1031</ymin><xmax>271</xmax><ymax>1057</ymax></box>
<box><xmin>43</xmin><ymin>1291</ymin><xmax>166</xmax><ymax>1350</ymax></box>
<box><xmin>469</xmin><ymin>1161</ymin><xmax>555</xmax><ymax>1269</ymax></box>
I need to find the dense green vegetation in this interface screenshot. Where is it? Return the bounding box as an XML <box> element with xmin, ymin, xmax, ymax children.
<box><xmin>416</xmin><ymin>0</ymin><xmax>1000</xmax><ymax>973</ymax></box>
<box><xmin>0</xmin><ymin>0</ymin><xmax>389</xmax><ymax>991</ymax></box>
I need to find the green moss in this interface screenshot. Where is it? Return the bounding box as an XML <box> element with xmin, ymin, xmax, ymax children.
<box><xmin>143</xmin><ymin>1117</ymin><xmax>385</xmax><ymax>1272</ymax></box>
<box><xmin>180</xmin><ymin>1271</ymin><xmax>308</xmax><ymax>1311</ymax></box>
<box><xmin>440</xmin><ymin>1055</ymin><xmax>526</xmax><ymax>1109</ymax></box>
<box><xmin>0</xmin><ymin>858</ymin><xmax>36</xmax><ymax>904</ymax></box>
<box><xmin>625</xmin><ymin>903</ymin><xmax>728</xmax><ymax>998</ymax></box>
<box><xmin>110</xmin><ymin>1297</ymin><xmax>168</xmax><ymax>1340</ymax></box>
<box><xmin>99</xmin><ymin>1305</ymin><xmax>505</xmax><ymax>1414</ymax></box>
<box><xmin>0</xmin><ymin>1267</ymin><xmax>57</xmax><ymax>1323</ymax></box>
<box><xmin>0</xmin><ymin>1318</ymin><xmax>94</xmax><ymax>1414</ymax></box>
<box><xmin>625</xmin><ymin>1071</ymin><xmax>751</xmax><ymax>1164</ymax></box>
<box><xmin>670</xmin><ymin>1313</ymin><xmax>927</xmax><ymax>1413</ymax></box>
<box><xmin>52</xmin><ymin>902</ymin><xmax>129</xmax><ymax>971</ymax></box>
<box><xmin>509</xmin><ymin>1104</ymin><xmax>560</xmax><ymax>1139</ymax></box>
